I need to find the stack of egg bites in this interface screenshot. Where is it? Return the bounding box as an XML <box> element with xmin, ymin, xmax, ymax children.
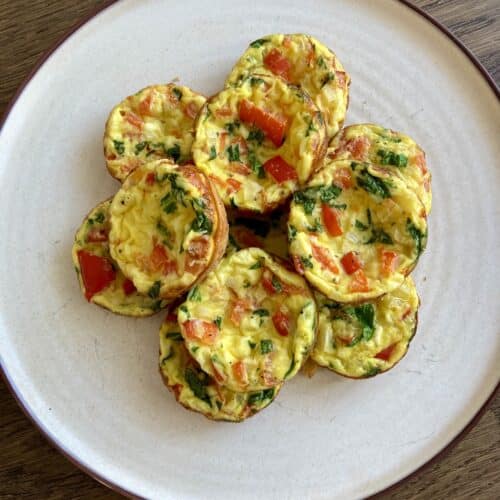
<box><xmin>73</xmin><ymin>33</ymin><xmax>431</xmax><ymax>422</ymax></box>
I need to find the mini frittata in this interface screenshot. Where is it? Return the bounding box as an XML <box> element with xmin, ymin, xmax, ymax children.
<box><xmin>72</xmin><ymin>199</ymin><xmax>169</xmax><ymax>315</ymax></box>
<box><xmin>226</xmin><ymin>33</ymin><xmax>350</xmax><ymax>138</ymax></box>
<box><xmin>312</xmin><ymin>277</ymin><xmax>419</xmax><ymax>378</ymax></box>
<box><xmin>328</xmin><ymin>123</ymin><xmax>432</xmax><ymax>214</ymax></box>
<box><xmin>104</xmin><ymin>84</ymin><xmax>206</xmax><ymax>182</ymax></box>
<box><xmin>288</xmin><ymin>160</ymin><xmax>427</xmax><ymax>302</ymax></box>
<box><xmin>227</xmin><ymin>209</ymin><xmax>289</xmax><ymax>260</ymax></box>
<box><xmin>159</xmin><ymin>308</ymin><xmax>280</xmax><ymax>422</ymax></box>
<box><xmin>177</xmin><ymin>248</ymin><xmax>317</xmax><ymax>392</ymax></box>
<box><xmin>109</xmin><ymin>159</ymin><xmax>228</xmax><ymax>300</ymax></box>
<box><xmin>192</xmin><ymin>73</ymin><xmax>327</xmax><ymax>213</ymax></box>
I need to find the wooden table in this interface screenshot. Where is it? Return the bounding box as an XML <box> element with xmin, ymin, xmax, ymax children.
<box><xmin>1</xmin><ymin>1</ymin><xmax>498</xmax><ymax>498</ymax></box>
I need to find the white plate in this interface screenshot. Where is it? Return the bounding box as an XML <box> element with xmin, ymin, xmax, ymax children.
<box><xmin>1</xmin><ymin>1</ymin><xmax>499</xmax><ymax>498</ymax></box>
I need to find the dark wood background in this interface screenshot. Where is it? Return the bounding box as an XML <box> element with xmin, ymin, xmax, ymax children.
<box><xmin>1</xmin><ymin>1</ymin><xmax>498</xmax><ymax>498</ymax></box>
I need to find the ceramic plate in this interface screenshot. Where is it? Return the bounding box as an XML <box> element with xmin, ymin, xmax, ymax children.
<box><xmin>1</xmin><ymin>1</ymin><xmax>499</xmax><ymax>498</ymax></box>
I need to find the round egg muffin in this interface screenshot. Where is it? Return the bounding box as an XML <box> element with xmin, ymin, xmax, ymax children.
<box><xmin>227</xmin><ymin>208</ymin><xmax>289</xmax><ymax>260</ymax></box>
<box><xmin>104</xmin><ymin>84</ymin><xmax>206</xmax><ymax>182</ymax></box>
<box><xmin>312</xmin><ymin>276</ymin><xmax>419</xmax><ymax>378</ymax></box>
<box><xmin>226</xmin><ymin>33</ymin><xmax>350</xmax><ymax>138</ymax></box>
<box><xmin>288</xmin><ymin>159</ymin><xmax>427</xmax><ymax>302</ymax></box>
<box><xmin>177</xmin><ymin>248</ymin><xmax>317</xmax><ymax>392</ymax></box>
<box><xmin>192</xmin><ymin>73</ymin><xmax>327</xmax><ymax>213</ymax></box>
<box><xmin>159</xmin><ymin>308</ymin><xmax>280</xmax><ymax>422</ymax></box>
<box><xmin>328</xmin><ymin>123</ymin><xmax>432</xmax><ymax>214</ymax></box>
<box><xmin>109</xmin><ymin>159</ymin><xmax>228</xmax><ymax>300</ymax></box>
<box><xmin>72</xmin><ymin>199</ymin><xmax>169</xmax><ymax>315</ymax></box>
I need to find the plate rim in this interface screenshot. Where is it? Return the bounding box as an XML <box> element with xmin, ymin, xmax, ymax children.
<box><xmin>0</xmin><ymin>1</ymin><xmax>498</xmax><ymax>498</ymax></box>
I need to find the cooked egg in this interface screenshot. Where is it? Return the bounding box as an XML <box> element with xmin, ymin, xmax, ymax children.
<box><xmin>192</xmin><ymin>73</ymin><xmax>327</xmax><ymax>213</ymax></box>
<box><xmin>177</xmin><ymin>248</ymin><xmax>317</xmax><ymax>392</ymax></box>
<box><xmin>159</xmin><ymin>308</ymin><xmax>280</xmax><ymax>422</ymax></box>
<box><xmin>312</xmin><ymin>276</ymin><xmax>419</xmax><ymax>377</ymax></box>
<box><xmin>226</xmin><ymin>33</ymin><xmax>350</xmax><ymax>138</ymax></box>
<box><xmin>328</xmin><ymin>123</ymin><xmax>432</xmax><ymax>214</ymax></box>
<box><xmin>104</xmin><ymin>84</ymin><xmax>206</xmax><ymax>182</ymax></box>
<box><xmin>72</xmin><ymin>199</ymin><xmax>169</xmax><ymax>315</ymax></box>
<box><xmin>288</xmin><ymin>159</ymin><xmax>427</xmax><ymax>302</ymax></box>
<box><xmin>109</xmin><ymin>159</ymin><xmax>228</xmax><ymax>300</ymax></box>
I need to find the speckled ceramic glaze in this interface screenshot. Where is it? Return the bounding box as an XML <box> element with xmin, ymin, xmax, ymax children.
<box><xmin>0</xmin><ymin>1</ymin><xmax>498</xmax><ymax>498</ymax></box>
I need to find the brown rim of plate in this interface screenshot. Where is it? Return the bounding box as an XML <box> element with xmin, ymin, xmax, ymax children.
<box><xmin>0</xmin><ymin>1</ymin><xmax>498</xmax><ymax>499</ymax></box>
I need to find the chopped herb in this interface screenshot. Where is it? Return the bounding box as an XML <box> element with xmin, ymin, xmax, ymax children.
<box><xmin>160</xmin><ymin>173</ymin><xmax>187</xmax><ymax>214</ymax></box>
<box><xmin>284</xmin><ymin>357</ymin><xmax>296</xmax><ymax>378</ymax></box>
<box><xmin>151</xmin><ymin>300</ymin><xmax>163</xmax><ymax>312</ymax></box>
<box><xmin>248</xmin><ymin>388</ymin><xmax>275</xmax><ymax>405</ymax></box>
<box><xmin>214</xmin><ymin>316</ymin><xmax>222</xmax><ymax>329</ymax></box>
<box><xmin>377</xmin><ymin>149</ymin><xmax>408</xmax><ymax>167</ymax></box>
<box><xmin>247</xmin><ymin>128</ymin><xmax>265</xmax><ymax>145</ymax></box>
<box><xmin>288</xmin><ymin>224</ymin><xmax>297</xmax><ymax>240</ymax></box>
<box><xmin>134</xmin><ymin>141</ymin><xmax>148</xmax><ymax>155</ymax></box>
<box><xmin>185</xmin><ymin>368</ymin><xmax>211</xmax><ymax>406</ymax></box>
<box><xmin>249</xmin><ymin>76</ymin><xmax>265</xmax><ymax>87</ymax></box>
<box><xmin>365</xmin><ymin>228</ymin><xmax>393</xmax><ymax>245</ymax></box>
<box><xmin>94</xmin><ymin>212</ymin><xmax>105</xmax><ymax>224</ymax></box>
<box><xmin>248</xmin><ymin>150</ymin><xmax>265</xmax><ymax>178</ymax></box>
<box><xmin>243</xmin><ymin>280</ymin><xmax>251</xmax><ymax>288</ymax></box>
<box><xmin>226</xmin><ymin>144</ymin><xmax>240</xmax><ymax>162</ymax></box>
<box><xmin>253</xmin><ymin>308</ymin><xmax>269</xmax><ymax>317</ymax></box>
<box><xmin>260</xmin><ymin>339</ymin><xmax>274</xmax><ymax>354</ymax></box>
<box><xmin>148</xmin><ymin>281</ymin><xmax>161</xmax><ymax>299</ymax></box>
<box><xmin>248</xmin><ymin>340</ymin><xmax>257</xmax><ymax>349</ymax></box>
<box><xmin>190</xmin><ymin>208</ymin><xmax>213</xmax><ymax>235</ymax></box>
<box><xmin>407</xmin><ymin>219</ymin><xmax>425</xmax><ymax>258</ymax></box>
<box><xmin>300</xmin><ymin>256</ymin><xmax>313</xmax><ymax>269</ymax></box>
<box><xmin>271</xmin><ymin>275</ymin><xmax>282</xmax><ymax>293</ymax></box>
<box><xmin>235</xmin><ymin>217</ymin><xmax>270</xmax><ymax>237</ymax></box>
<box><xmin>306</xmin><ymin>219</ymin><xmax>323</xmax><ymax>233</ymax></box>
<box><xmin>172</xmin><ymin>87</ymin><xmax>183</xmax><ymax>101</ymax></box>
<box><xmin>355</xmin><ymin>219</ymin><xmax>369</xmax><ymax>231</ymax></box>
<box><xmin>191</xmin><ymin>346</ymin><xmax>199</xmax><ymax>353</ymax></box>
<box><xmin>113</xmin><ymin>140</ymin><xmax>125</xmax><ymax>155</ymax></box>
<box><xmin>250</xmin><ymin>38</ymin><xmax>268</xmax><ymax>48</ymax></box>
<box><xmin>161</xmin><ymin>350</ymin><xmax>174</xmax><ymax>363</ymax></box>
<box><xmin>321</xmin><ymin>71</ymin><xmax>335</xmax><ymax>88</ymax></box>
<box><xmin>203</xmin><ymin>107</ymin><xmax>212</xmax><ymax>122</ymax></box>
<box><xmin>357</xmin><ymin>169</ymin><xmax>391</xmax><ymax>198</ymax></box>
<box><xmin>249</xmin><ymin>259</ymin><xmax>263</xmax><ymax>270</ymax></box>
<box><xmin>166</xmin><ymin>143</ymin><xmax>181</xmax><ymax>163</ymax></box>
<box><xmin>294</xmin><ymin>184</ymin><xmax>341</xmax><ymax>215</ymax></box>
<box><xmin>305</xmin><ymin>118</ymin><xmax>318</xmax><ymax>137</ymax></box>
<box><xmin>320</xmin><ymin>185</ymin><xmax>342</xmax><ymax>202</ymax></box>
<box><xmin>179</xmin><ymin>304</ymin><xmax>189</xmax><ymax>317</ymax></box>
<box><xmin>353</xmin><ymin>303</ymin><xmax>375</xmax><ymax>342</ymax></box>
<box><xmin>166</xmin><ymin>332</ymin><xmax>183</xmax><ymax>342</ymax></box>
<box><xmin>156</xmin><ymin>221</ymin><xmax>171</xmax><ymax>241</ymax></box>
<box><xmin>224</xmin><ymin>121</ymin><xmax>240</xmax><ymax>135</ymax></box>
<box><xmin>208</xmin><ymin>145</ymin><xmax>217</xmax><ymax>160</ymax></box>
<box><xmin>364</xmin><ymin>366</ymin><xmax>381</xmax><ymax>377</ymax></box>
<box><xmin>317</xmin><ymin>56</ymin><xmax>327</xmax><ymax>69</ymax></box>
<box><xmin>187</xmin><ymin>286</ymin><xmax>202</xmax><ymax>302</ymax></box>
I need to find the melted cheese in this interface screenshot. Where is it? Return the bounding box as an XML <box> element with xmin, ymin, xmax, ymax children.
<box><xmin>104</xmin><ymin>84</ymin><xmax>206</xmax><ymax>181</ymax></box>
<box><xmin>72</xmin><ymin>199</ymin><xmax>168</xmax><ymax>315</ymax></box>
<box><xmin>226</xmin><ymin>33</ymin><xmax>350</xmax><ymax>138</ymax></box>
<box><xmin>288</xmin><ymin>160</ymin><xmax>427</xmax><ymax>302</ymax></box>
<box><xmin>328</xmin><ymin>123</ymin><xmax>432</xmax><ymax>213</ymax></box>
<box><xmin>193</xmin><ymin>73</ymin><xmax>327</xmax><ymax>212</ymax></box>
<box><xmin>159</xmin><ymin>312</ymin><xmax>280</xmax><ymax>421</ymax></box>
<box><xmin>312</xmin><ymin>277</ymin><xmax>419</xmax><ymax>377</ymax></box>
<box><xmin>109</xmin><ymin>160</ymin><xmax>224</xmax><ymax>299</ymax></box>
<box><xmin>177</xmin><ymin>248</ymin><xmax>317</xmax><ymax>392</ymax></box>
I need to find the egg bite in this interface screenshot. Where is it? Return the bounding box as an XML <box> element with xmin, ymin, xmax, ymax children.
<box><xmin>104</xmin><ymin>84</ymin><xmax>206</xmax><ymax>182</ymax></box>
<box><xmin>226</xmin><ymin>33</ymin><xmax>350</xmax><ymax>138</ymax></box>
<box><xmin>288</xmin><ymin>159</ymin><xmax>427</xmax><ymax>302</ymax></box>
<box><xmin>159</xmin><ymin>308</ymin><xmax>281</xmax><ymax>422</ymax></box>
<box><xmin>72</xmin><ymin>199</ymin><xmax>169</xmax><ymax>315</ymax></box>
<box><xmin>328</xmin><ymin>123</ymin><xmax>432</xmax><ymax>214</ymax></box>
<box><xmin>192</xmin><ymin>73</ymin><xmax>327</xmax><ymax>213</ymax></box>
<box><xmin>177</xmin><ymin>248</ymin><xmax>317</xmax><ymax>392</ymax></box>
<box><xmin>311</xmin><ymin>276</ymin><xmax>419</xmax><ymax>378</ymax></box>
<box><xmin>109</xmin><ymin>159</ymin><xmax>228</xmax><ymax>300</ymax></box>
<box><xmin>226</xmin><ymin>208</ymin><xmax>289</xmax><ymax>260</ymax></box>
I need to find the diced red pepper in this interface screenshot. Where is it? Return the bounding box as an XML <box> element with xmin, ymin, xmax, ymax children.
<box><xmin>211</xmin><ymin>361</ymin><xmax>226</xmax><ymax>384</ymax></box>
<box><xmin>333</xmin><ymin>167</ymin><xmax>353</xmax><ymax>189</ymax></box>
<box><xmin>226</xmin><ymin>178</ymin><xmax>243</xmax><ymax>192</ymax></box>
<box><xmin>311</xmin><ymin>243</ymin><xmax>339</xmax><ymax>274</ymax></box>
<box><xmin>292</xmin><ymin>255</ymin><xmax>305</xmax><ymax>275</ymax></box>
<box><xmin>232</xmin><ymin>361</ymin><xmax>248</xmax><ymax>385</ymax></box>
<box><xmin>77</xmin><ymin>250</ymin><xmax>116</xmax><ymax>301</ymax></box>
<box><xmin>263</xmin><ymin>156</ymin><xmax>298</xmax><ymax>184</ymax></box>
<box><xmin>345</xmin><ymin>136</ymin><xmax>370</xmax><ymax>159</ymax></box>
<box><xmin>322</xmin><ymin>204</ymin><xmax>343</xmax><ymax>236</ymax></box>
<box><xmin>375</xmin><ymin>343</ymin><xmax>397</xmax><ymax>361</ymax></box>
<box><xmin>341</xmin><ymin>251</ymin><xmax>363</xmax><ymax>275</ymax></box>
<box><xmin>230</xmin><ymin>298</ymin><xmax>253</xmax><ymax>325</ymax></box>
<box><xmin>182</xmin><ymin>319</ymin><xmax>219</xmax><ymax>345</ymax></box>
<box><xmin>124</xmin><ymin>111</ymin><xmax>143</xmax><ymax>129</ymax></box>
<box><xmin>239</xmin><ymin>99</ymin><xmax>287</xmax><ymax>147</ymax></box>
<box><xmin>146</xmin><ymin>172</ymin><xmax>156</xmax><ymax>185</ymax></box>
<box><xmin>272</xmin><ymin>310</ymin><xmax>290</xmax><ymax>337</ymax></box>
<box><xmin>138</xmin><ymin>93</ymin><xmax>152</xmax><ymax>116</ymax></box>
<box><xmin>380</xmin><ymin>250</ymin><xmax>398</xmax><ymax>277</ymax></box>
<box><xmin>263</xmin><ymin>48</ymin><xmax>291</xmax><ymax>81</ymax></box>
<box><xmin>150</xmin><ymin>243</ymin><xmax>177</xmax><ymax>275</ymax></box>
<box><xmin>349</xmin><ymin>269</ymin><xmax>370</xmax><ymax>293</ymax></box>
<box><xmin>122</xmin><ymin>278</ymin><xmax>136</xmax><ymax>295</ymax></box>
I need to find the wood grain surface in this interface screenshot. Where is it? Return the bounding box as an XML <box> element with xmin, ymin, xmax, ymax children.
<box><xmin>1</xmin><ymin>1</ymin><xmax>498</xmax><ymax>498</ymax></box>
